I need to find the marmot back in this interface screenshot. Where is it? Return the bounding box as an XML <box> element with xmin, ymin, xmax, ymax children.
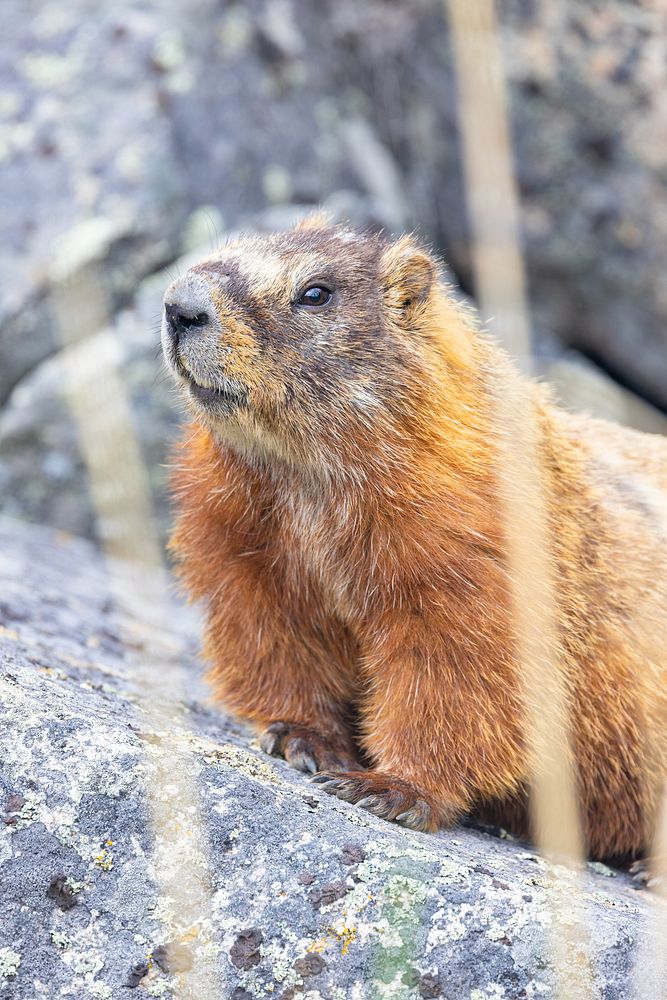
<box><xmin>162</xmin><ymin>216</ymin><xmax>667</xmax><ymax>860</ymax></box>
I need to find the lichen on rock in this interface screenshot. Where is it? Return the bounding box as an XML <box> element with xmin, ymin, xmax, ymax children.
<box><xmin>0</xmin><ymin>516</ymin><xmax>665</xmax><ymax>998</ymax></box>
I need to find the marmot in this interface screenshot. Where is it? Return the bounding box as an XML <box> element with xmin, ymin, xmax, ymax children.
<box><xmin>162</xmin><ymin>215</ymin><xmax>667</xmax><ymax>860</ymax></box>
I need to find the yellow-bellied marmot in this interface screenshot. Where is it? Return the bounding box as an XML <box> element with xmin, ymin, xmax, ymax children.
<box><xmin>161</xmin><ymin>215</ymin><xmax>667</xmax><ymax>860</ymax></box>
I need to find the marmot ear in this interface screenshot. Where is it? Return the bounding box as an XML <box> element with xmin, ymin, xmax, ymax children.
<box><xmin>294</xmin><ymin>210</ymin><xmax>332</xmax><ymax>232</ymax></box>
<box><xmin>379</xmin><ymin>235</ymin><xmax>436</xmax><ymax>315</ymax></box>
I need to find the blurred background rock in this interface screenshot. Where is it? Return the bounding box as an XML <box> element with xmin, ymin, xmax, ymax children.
<box><xmin>2</xmin><ymin>0</ymin><xmax>666</xmax><ymax>544</ymax></box>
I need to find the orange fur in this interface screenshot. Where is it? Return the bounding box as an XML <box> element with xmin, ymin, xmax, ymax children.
<box><xmin>164</xmin><ymin>223</ymin><xmax>667</xmax><ymax>858</ymax></box>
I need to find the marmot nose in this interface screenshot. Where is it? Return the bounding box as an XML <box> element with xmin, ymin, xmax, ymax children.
<box><xmin>164</xmin><ymin>302</ymin><xmax>209</xmax><ymax>341</ymax></box>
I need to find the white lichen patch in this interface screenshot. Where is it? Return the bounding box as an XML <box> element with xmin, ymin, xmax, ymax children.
<box><xmin>437</xmin><ymin>856</ymin><xmax>471</xmax><ymax>886</ymax></box>
<box><xmin>88</xmin><ymin>982</ymin><xmax>112</xmax><ymax>999</ymax></box>
<box><xmin>21</xmin><ymin>52</ymin><xmax>81</xmax><ymax>88</ymax></box>
<box><xmin>0</xmin><ymin>948</ymin><xmax>21</xmax><ymax>978</ymax></box>
<box><xmin>259</xmin><ymin>936</ymin><xmax>298</xmax><ymax>986</ymax></box>
<box><xmin>146</xmin><ymin>978</ymin><xmax>172</xmax><ymax>997</ymax></box>
<box><xmin>368</xmin><ymin>837</ymin><xmax>437</xmax><ymax>866</ymax></box>
<box><xmin>50</xmin><ymin>930</ymin><xmax>70</xmax><ymax>950</ymax></box>
<box><xmin>486</xmin><ymin>919</ymin><xmax>509</xmax><ymax>942</ymax></box>
<box><xmin>55</xmin><ymin>824</ymin><xmax>77</xmax><ymax>847</ymax></box>
<box><xmin>426</xmin><ymin>902</ymin><xmax>475</xmax><ymax>948</ymax></box>
<box><xmin>471</xmin><ymin>986</ymin><xmax>507</xmax><ymax>999</ymax></box>
<box><xmin>58</xmin><ymin>920</ymin><xmax>109</xmax><ymax>988</ymax></box>
<box><xmin>371</xmin><ymin>917</ymin><xmax>404</xmax><ymax>950</ymax></box>
<box><xmin>71</xmin><ymin>952</ymin><xmax>104</xmax><ymax>976</ymax></box>
<box><xmin>199</xmin><ymin>941</ymin><xmax>223</xmax><ymax>962</ymax></box>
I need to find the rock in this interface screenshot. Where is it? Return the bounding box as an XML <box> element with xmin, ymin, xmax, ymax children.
<box><xmin>0</xmin><ymin>270</ymin><xmax>185</xmax><ymax>541</ymax></box>
<box><xmin>1</xmin><ymin>515</ymin><xmax>665</xmax><ymax>999</ymax></box>
<box><xmin>546</xmin><ymin>351</ymin><xmax>667</xmax><ymax>437</ymax></box>
<box><xmin>0</xmin><ymin>0</ymin><xmax>186</xmax><ymax>402</ymax></box>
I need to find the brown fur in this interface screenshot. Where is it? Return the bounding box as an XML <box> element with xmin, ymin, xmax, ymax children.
<box><xmin>162</xmin><ymin>219</ymin><xmax>667</xmax><ymax>859</ymax></box>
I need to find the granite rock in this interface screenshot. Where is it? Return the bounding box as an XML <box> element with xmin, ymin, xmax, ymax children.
<box><xmin>0</xmin><ymin>516</ymin><xmax>665</xmax><ymax>999</ymax></box>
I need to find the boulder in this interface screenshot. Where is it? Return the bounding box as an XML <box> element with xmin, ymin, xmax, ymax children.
<box><xmin>0</xmin><ymin>516</ymin><xmax>664</xmax><ymax>999</ymax></box>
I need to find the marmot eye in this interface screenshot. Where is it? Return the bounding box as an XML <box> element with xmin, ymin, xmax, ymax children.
<box><xmin>297</xmin><ymin>285</ymin><xmax>332</xmax><ymax>307</ymax></box>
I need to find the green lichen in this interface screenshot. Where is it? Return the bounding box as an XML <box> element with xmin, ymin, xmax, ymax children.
<box><xmin>322</xmin><ymin>839</ymin><xmax>441</xmax><ymax>999</ymax></box>
<box><xmin>587</xmin><ymin>861</ymin><xmax>615</xmax><ymax>878</ymax></box>
<box><xmin>16</xmin><ymin>790</ymin><xmax>41</xmax><ymax>827</ymax></box>
<box><xmin>373</xmin><ymin>874</ymin><xmax>430</xmax><ymax>996</ymax></box>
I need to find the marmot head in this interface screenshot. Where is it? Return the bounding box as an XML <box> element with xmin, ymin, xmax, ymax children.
<box><xmin>162</xmin><ymin>216</ymin><xmax>469</xmax><ymax>472</ymax></box>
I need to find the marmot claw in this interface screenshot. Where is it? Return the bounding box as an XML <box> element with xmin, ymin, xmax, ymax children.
<box><xmin>311</xmin><ymin>769</ymin><xmax>444</xmax><ymax>833</ymax></box>
<box><xmin>259</xmin><ymin>721</ymin><xmax>360</xmax><ymax>774</ymax></box>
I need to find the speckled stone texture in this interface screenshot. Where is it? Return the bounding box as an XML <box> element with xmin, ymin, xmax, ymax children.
<box><xmin>0</xmin><ymin>516</ymin><xmax>664</xmax><ymax>1000</ymax></box>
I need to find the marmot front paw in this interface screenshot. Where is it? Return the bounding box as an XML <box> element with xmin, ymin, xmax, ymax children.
<box><xmin>311</xmin><ymin>769</ymin><xmax>451</xmax><ymax>832</ymax></box>
<box><xmin>259</xmin><ymin>721</ymin><xmax>360</xmax><ymax>774</ymax></box>
<box><xmin>629</xmin><ymin>858</ymin><xmax>666</xmax><ymax>891</ymax></box>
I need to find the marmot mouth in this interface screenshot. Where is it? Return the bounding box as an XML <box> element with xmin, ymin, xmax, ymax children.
<box><xmin>176</xmin><ymin>361</ymin><xmax>246</xmax><ymax>408</ymax></box>
<box><xmin>188</xmin><ymin>380</ymin><xmax>245</xmax><ymax>407</ymax></box>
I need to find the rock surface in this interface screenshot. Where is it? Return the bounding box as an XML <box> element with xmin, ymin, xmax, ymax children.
<box><xmin>1</xmin><ymin>516</ymin><xmax>665</xmax><ymax>999</ymax></box>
